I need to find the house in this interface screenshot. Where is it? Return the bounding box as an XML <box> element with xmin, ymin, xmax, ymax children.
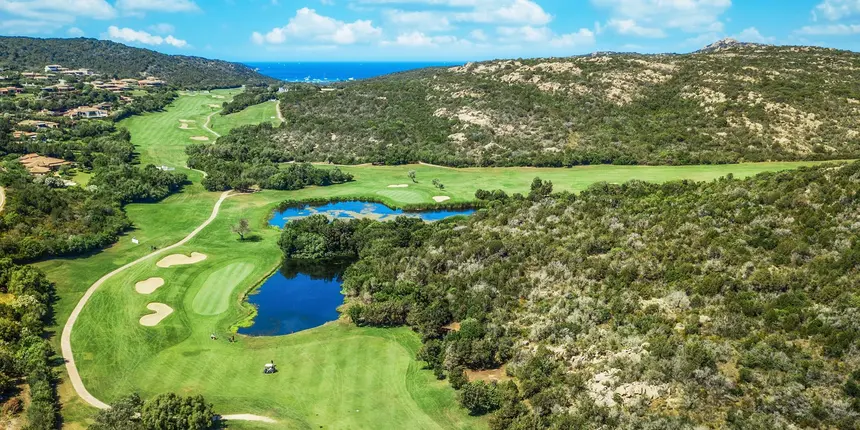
<box><xmin>19</xmin><ymin>153</ymin><xmax>70</xmax><ymax>175</ymax></box>
<box><xmin>138</xmin><ymin>79</ymin><xmax>165</xmax><ymax>88</ymax></box>
<box><xmin>0</xmin><ymin>87</ymin><xmax>23</xmax><ymax>95</ymax></box>
<box><xmin>63</xmin><ymin>69</ymin><xmax>94</xmax><ymax>76</ymax></box>
<box><xmin>44</xmin><ymin>65</ymin><xmax>64</xmax><ymax>73</ymax></box>
<box><xmin>67</xmin><ymin>107</ymin><xmax>109</xmax><ymax>119</ymax></box>
<box><xmin>12</xmin><ymin>131</ymin><xmax>38</xmax><ymax>141</ymax></box>
<box><xmin>18</xmin><ymin>120</ymin><xmax>59</xmax><ymax>130</ymax></box>
<box><xmin>53</xmin><ymin>84</ymin><xmax>75</xmax><ymax>92</ymax></box>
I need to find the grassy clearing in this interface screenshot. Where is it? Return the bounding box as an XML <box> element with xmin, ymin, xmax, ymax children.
<box><xmin>38</xmin><ymin>92</ymin><xmax>848</xmax><ymax>429</ymax></box>
<box><xmin>209</xmin><ymin>100</ymin><xmax>280</xmax><ymax>136</ymax></box>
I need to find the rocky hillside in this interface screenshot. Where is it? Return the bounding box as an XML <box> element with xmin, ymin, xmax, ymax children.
<box><xmin>0</xmin><ymin>37</ymin><xmax>278</xmax><ymax>89</ymax></box>
<box><xmin>276</xmin><ymin>42</ymin><xmax>860</xmax><ymax>166</ymax></box>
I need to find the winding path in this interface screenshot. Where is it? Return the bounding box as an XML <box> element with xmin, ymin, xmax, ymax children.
<box><xmin>60</xmin><ymin>190</ymin><xmax>275</xmax><ymax>423</ymax></box>
<box><xmin>202</xmin><ymin>109</ymin><xmax>221</xmax><ymax>138</ymax></box>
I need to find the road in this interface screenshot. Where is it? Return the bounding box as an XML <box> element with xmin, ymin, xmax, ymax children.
<box><xmin>59</xmin><ymin>190</ymin><xmax>275</xmax><ymax>423</ymax></box>
<box><xmin>0</xmin><ymin>186</ymin><xmax>5</xmax><ymax>213</ymax></box>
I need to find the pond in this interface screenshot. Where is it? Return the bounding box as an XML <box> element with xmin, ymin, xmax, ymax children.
<box><xmin>269</xmin><ymin>200</ymin><xmax>475</xmax><ymax>228</ymax></box>
<box><xmin>243</xmin><ymin>201</ymin><xmax>476</xmax><ymax>336</ymax></box>
<box><xmin>239</xmin><ymin>260</ymin><xmax>350</xmax><ymax>336</ymax></box>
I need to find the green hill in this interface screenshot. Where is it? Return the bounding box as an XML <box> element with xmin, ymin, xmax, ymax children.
<box><xmin>0</xmin><ymin>36</ymin><xmax>279</xmax><ymax>89</ymax></box>
<box><xmin>274</xmin><ymin>41</ymin><xmax>860</xmax><ymax>166</ymax></box>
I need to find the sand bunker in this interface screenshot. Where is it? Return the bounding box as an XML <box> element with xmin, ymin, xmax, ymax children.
<box><xmin>208</xmin><ymin>104</ymin><xmax>221</xmax><ymax>108</ymax></box>
<box><xmin>433</xmin><ymin>196</ymin><xmax>451</xmax><ymax>203</ymax></box>
<box><xmin>139</xmin><ymin>303</ymin><xmax>173</xmax><ymax>327</ymax></box>
<box><xmin>135</xmin><ymin>277</ymin><xmax>165</xmax><ymax>294</ymax></box>
<box><xmin>212</xmin><ymin>95</ymin><xmax>225</xmax><ymax>99</ymax></box>
<box><xmin>179</xmin><ymin>123</ymin><xmax>193</xmax><ymax>130</ymax></box>
<box><xmin>157</xmin><ymin>252</ymin><xmax>207</xmax><ymax>268</ymax></box>
<box><xmin>388</xmin><ymin>184</ymin><xmax>409</xmax><ymax>188</ymax></box>
<box><xmin>189</xmin><ymin>136</ymin><xmax>210</xmax><ymax>141</ymax></box>
<box><xmin>179</xmin><ymin>119</ymin><xmax>195</xmax><ymax>123</ymax></box>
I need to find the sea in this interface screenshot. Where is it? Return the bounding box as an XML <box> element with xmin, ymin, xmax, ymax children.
<box><xmin>244</xmin><ymin>61</ymin><xmax>462</xmax><ymax>83</ymax></box>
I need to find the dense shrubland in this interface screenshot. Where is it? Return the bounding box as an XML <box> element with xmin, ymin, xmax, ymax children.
<box><xmin>186</xmin><ymin>124</ymin><xmax>352</xmax><ymax>191</ymax></box>
<box><xmin>270</xmin><ymin>45</ymin><xmax>860</xmax><ymax>166</ymax></box>
<box><xmin>280</xmin><ymin>162</ymin><xmax>860</xmax><ymax>428</ymax></box>
<box><xmin>0</xmin><ymin>259</ymin><xmax>58</xmax><ymax>429</ymax></box>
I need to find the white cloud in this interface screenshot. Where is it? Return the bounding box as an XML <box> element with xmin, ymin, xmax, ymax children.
<box><xmin>148</xmin><ymin>23</ymin><xmax>176</xmax><ymax>34</ymax></box>
<box><xmin>733</xmin><ymin>27</ymin><xmax>774</xmax><ymax>43</ymax></box>
<box><xmin>106</xmin><ymin>25</ymin><xmax>189</xmax><ymax>48</ymax></box>
<box><xmin>592</xmin><ymin>0</ymin><xmax>731</xmax><ymax>33</ymax></box>
<box><xmin>115</xmin><ymin>0</ymin><xmax>199</xmax><ymax>13</ymax></box>
<box><xmin>0</xmin><ymin>0</ymin><xmax>116</xmax><ymax>23</ymax></box>
<box><xmin>359</xmin><ymin>0</ymin><xmax>552</xmax><ymax>25</ymax></box>
<box><xmin>384</xmin><ymin>10</ymin><xmax>452</xmax><ymax>31</ymax></box>
<box><xmin>497</xmin><ymin>25</ymin><xmax>595</xmax><ymax>47</ymax></box>
<box><xmin>251</xmin><ymin>8</ymin><xmax>382</xmax><ymax>45</ymax></box>
<box><xmin>470</xmin><ymin>29</ymin><xmax>488</xmax><ymax>41</ymax></box>
<box><xmin>796</xmin><ymin>23</ymin><xmax>860</xmax><ymax>35</ymax></box>
<box><xmin>605</xmin><ymin>19</ymin><xmax>665</xmax><ymax>38</ymax></box>
<box><xmin>550</xmin><ymin>28</ymin><xmax>596</xmax><ymax>47</ymax></box>
<box><xmin>812</xmin><ymin>0</ymin><xmax>860</xmax><ymax>21</ymax></box>
<box><xmin>382</xmin><ymin>31</ymin><xmax>468</xmax><ymax>47</ymax></box>
<box><xmin>67</xmin><ymin>26</ymin><xmax>85</xmax><ymax>37</ymax></box>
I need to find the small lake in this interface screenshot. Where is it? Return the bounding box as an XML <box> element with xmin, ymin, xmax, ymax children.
<box><xmin>239</xmin><ymin>260</ymin><xmax>350</xmax><ymax>336</ymax></box>
<box><xmin>269</xmin><ymin>201</ymin><xmax>475</xmax><ymax>228</ymax></box>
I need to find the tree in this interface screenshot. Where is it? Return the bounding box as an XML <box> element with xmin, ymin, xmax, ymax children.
<box><xmin>459</xmin><ymin>381</ymin><xmax>502</xmax><ymax>415</ymax></box>
<box><xmin>232</xmin><ymin>218</ymin><xmax>250</xmax><ymax>240</ymax></box>
<box><xmin>432</xmin><ymin>178</ymin><xmax>444</xmax><ymax>189</ymax></box>
<box><xmin>140</xmin><ymin>393</ymin><xmax>214</xmax><ymax>430</ymax></box>
<box><xmin>408</xmin><ymin>170</ymin><xmax>417</xmax><ymax>183</ymax></box>
<box><xmin>91</xmin><ymin>394</ymin><xmax>145</xmax><ymax>430</ymax></box>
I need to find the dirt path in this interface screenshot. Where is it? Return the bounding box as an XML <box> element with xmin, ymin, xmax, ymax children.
<box><xmin>202</xmin><ymin>109</ymin><xmax>221</xmax><ymax>138</ymax></box>
<box><xmin>275</xmin><ymin>100</ymin><xmax>285</xmax><ymax>123</ymax></box>
<box><xmin>0</xmin><ymin>187</ymin><xmax>5</xmax><ymax>213</ymax></box>
<box><xmin>61</xmin><ymin>191</ymin><xmax>242</xmax><ymax>410</ymax></box>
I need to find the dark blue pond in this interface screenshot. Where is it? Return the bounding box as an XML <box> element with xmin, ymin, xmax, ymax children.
<box><xmin>239</xmin><ymin>260</ymin><xmax>349</xmax><ymax>336</ymax></box>
<box><xmin>269</xmin><ymin>200</ymin><xmax>475</xmax><ymax>228</ymax></box>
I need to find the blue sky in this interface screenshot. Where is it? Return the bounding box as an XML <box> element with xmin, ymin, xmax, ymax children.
<box><xmin>1</xmin><ymin>0</ymin><xmax>859</xmax><ymax>61</ymax></box>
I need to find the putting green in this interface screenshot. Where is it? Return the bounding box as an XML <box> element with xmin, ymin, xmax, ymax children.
<box><xmin>192</xmin><ymin>262</ymin><xmax>256</xmax><ymax>316</ymax></box>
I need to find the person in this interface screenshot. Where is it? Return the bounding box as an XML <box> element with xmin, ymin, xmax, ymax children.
<box><xmin>210</xmin><ymin>333</ymin><xmax>216</xmax><ymax>340</ymax></box>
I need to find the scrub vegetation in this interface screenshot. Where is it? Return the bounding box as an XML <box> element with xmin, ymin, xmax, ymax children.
<box><xmin>290</xmin><ymin>161</ymin><xmax>860</xmax><ymax>429</ymax></box>
<box><xmin>272</xmin><ymin>44</ymin><xmax>860</xmax><ymax>166</ymax></box>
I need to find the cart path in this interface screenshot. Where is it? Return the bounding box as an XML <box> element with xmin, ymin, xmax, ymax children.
<box><xmin>60</xmin><ymin>190</ymin><xmax>274</xmax><ymax>424</ymax></box>
<box><xmin>202</xmin><ymin>109</ymin><xmax>221</xmax><ymax>138</ymax></box>
<box><xmin>0</xmin><ymin>186</ymin><xmax>5</xmax><ymax>213</ymax></box>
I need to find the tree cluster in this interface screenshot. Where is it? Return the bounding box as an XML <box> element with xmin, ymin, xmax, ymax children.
<box><xmin>91</xmin><ymin>392</ymin><xmax>215</xmax><ymax>430</ymax></box>
<box><xmin>0</xmin><ymin>259</ymin><xmax>58</xmax><ymax>429</ymax></box>
<box><xmin>187</xmin><ymin>124</ymin><xmax>352</xmax><ymax>192</ymax></box>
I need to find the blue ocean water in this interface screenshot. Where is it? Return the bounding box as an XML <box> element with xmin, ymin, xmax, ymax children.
<box><xmin>245</xmin><ymin>61</ymin><xmax>461</xmax><ymax>83</ymax></box>
<box><xmin>269</xmin><ymin>201</ymin><xmax>475</xmax><ymax>228</ymax></box>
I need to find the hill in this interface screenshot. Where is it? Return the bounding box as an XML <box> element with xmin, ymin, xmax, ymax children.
<box><xmin>273</xmin><ymin>42</ymin><xmax>860</xmax><ymax>166</ymax></box>
<box><xmin>0</xmin><ymin>37</ymin><xmax>279</xmax><ymax>89</ymax></box>
<box><xmin>295</xmin><ymin>161</ymin><xmax>860</xmax><ymax>428</ymax></box>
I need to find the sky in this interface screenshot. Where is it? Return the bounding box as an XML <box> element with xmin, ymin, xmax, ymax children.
<box><xmin>1</xmin><ymin>0</ymin><xmax>859</xmax><ymax>62</ymax></box>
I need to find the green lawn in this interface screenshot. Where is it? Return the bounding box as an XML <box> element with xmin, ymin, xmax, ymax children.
<box><xmin>37</xmin><ymin>92</ymin><xmax>849</xmax><ymax>429</ymax></box>
<box><xmin>209</xmin><ymin>99</ymin><xmax>280</xmax><ymax>136</ymax></box>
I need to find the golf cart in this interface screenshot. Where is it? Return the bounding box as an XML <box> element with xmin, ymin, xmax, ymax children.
<box><xmin>264</xmin><ymin>362</ymin><xmax>277</xmax><ymax>374</ymax></box>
